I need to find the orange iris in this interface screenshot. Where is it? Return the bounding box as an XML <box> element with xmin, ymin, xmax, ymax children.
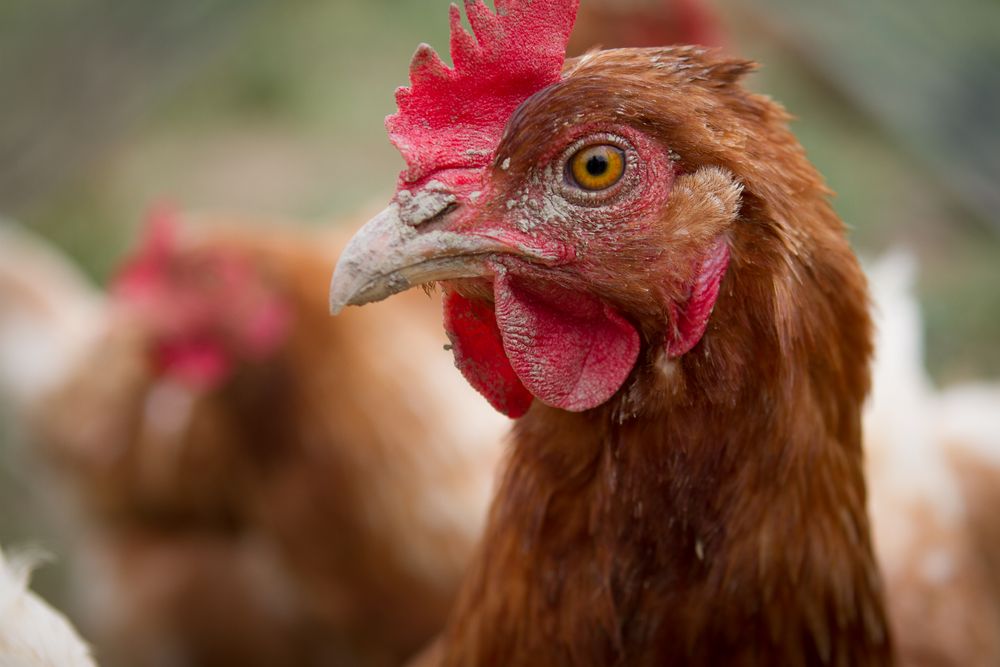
<box><xmin>568</xmin><ymin>144</ymin><xmax>625</xmax><ymax>191</ymax></box>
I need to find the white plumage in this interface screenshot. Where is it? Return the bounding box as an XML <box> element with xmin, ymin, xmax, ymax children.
<box><xmin>865</xmin><ymin>251</ymin><xmax>1000</xmax><ymax>665</ymax></box>
<box><xmin>0</xmin><ymin>548</ymin><xmax>96</xmax><ymax>667</ymax></box>
<box><xmin>0</xmin><ymin>221</ymin><xmax>107</xmax><ymax>414</ymax></box>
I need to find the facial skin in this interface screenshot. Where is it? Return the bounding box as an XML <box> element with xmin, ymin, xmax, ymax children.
<box><xmin>333</xmin><ymin>69</ymin><xmax>740</xmax><ymax>322</ymax></box>
<box><xmin>330</xmin><ymin>124</ymin><xmax>681</xmax><ymax>322</ymax></box>
<box><xmin>331</xmin><ymin>54</ymin><xmax>744</xmax><ymax>415</ymax></box>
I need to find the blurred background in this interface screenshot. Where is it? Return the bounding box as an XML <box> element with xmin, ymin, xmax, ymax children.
<box><xmin>0</xmin><ymin>0</ymin><xmax>998</xmax><ymax>663</ymax></box>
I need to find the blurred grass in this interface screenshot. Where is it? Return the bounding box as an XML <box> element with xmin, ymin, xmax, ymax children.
<box><xmin>5</xmin><ymin>0</ymin><xmax>457</xmax><ymax>281</ymax></box>
<box><xmin>735</xmin><ymin>0</ymin><xmax>1000</xmax><ymax>234</ymax></box>
<box><xmin>734</xmin><ymin>2</ymin><xmax>1000</xmax><ymax>380</ymax></box>
<box><xmin>0</xmin><ymin>414</ymin><xmax>72</xmax><ymax>605</ymax></box>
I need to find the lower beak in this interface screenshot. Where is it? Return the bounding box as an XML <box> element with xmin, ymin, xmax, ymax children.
<box><xmin>330</xmin><ymin>204</ymin><xmax>504</xmax><ymax>314</ymax></box>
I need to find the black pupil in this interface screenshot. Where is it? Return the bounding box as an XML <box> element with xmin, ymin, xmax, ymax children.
<box><xmin>585</xmin><ymin>153</ymin><xmax>609</xmax><ymax>176</ymax></box>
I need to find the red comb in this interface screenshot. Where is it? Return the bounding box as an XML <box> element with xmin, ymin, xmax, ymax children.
<box><xmin>113</xmin><ymin>204</ymin><xmax>180</xmax><ymax>294</ymax></box>
<box><xmin>387</xmin><ymin>0</ymin><xmax>580</xmax><ymax>184</ymax></box>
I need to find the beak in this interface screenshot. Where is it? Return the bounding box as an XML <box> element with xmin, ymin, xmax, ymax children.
<box><xmin>329</xmin><ymin>204</ymin><xmax>503</xmax><ymax>314</ymax></box>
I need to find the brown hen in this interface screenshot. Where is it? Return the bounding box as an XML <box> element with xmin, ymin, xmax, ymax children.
<box><xmin>330</xmin><ymin>0</ymin><xmax>889</xmax><ymax>664</ymax></box>
<box><xmin>332</xmin><ymin>0</ymin><xmax>1000</xmax><ymax>662</ymax></box>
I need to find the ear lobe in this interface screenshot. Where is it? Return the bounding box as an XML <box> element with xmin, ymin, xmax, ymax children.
<box><xmin>665</xmin><ymin>238</ymin><xmax>730</xmax><ymax>357</ymax></box>
<box><xmin>659</xmin><ymin>167</ymin><xmax>740</xmax><ymax>357</ymax></box>
<box><xmin>665</xmin><ymin>167</ymin><xmax>743</xmax><ymax>227</ymax></box>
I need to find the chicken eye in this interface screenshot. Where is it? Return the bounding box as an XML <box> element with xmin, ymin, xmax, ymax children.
<box><xmin>568</xmin><ymin>145</ymin><xmax>625</xmax><ymax>191</ymax></box>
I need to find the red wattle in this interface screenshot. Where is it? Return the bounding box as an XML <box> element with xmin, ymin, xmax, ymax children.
<box><xmin>493</xmin><ymin>272</ymin><xmax>640</xmax><ymax>413</ymax></box>
<box><xmin>154</xmin><ymin>338</ymin><xmax>231</xmax><ymax>391</ymax></box>
<box><xmin>443</xmin><ymin>290</ymin><xmax>534</xmax><ymax>418</ymax></box>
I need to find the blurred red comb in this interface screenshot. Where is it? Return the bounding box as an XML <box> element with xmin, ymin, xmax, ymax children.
<box><xmin>387</xmin><ymin>0</ymin><xmax>579</xmax><ymax>184</ymax></box>
<box><xmin>112</xmin><ymin>203</ymin><xmax>180</xmax><ymax>294</ymax></box>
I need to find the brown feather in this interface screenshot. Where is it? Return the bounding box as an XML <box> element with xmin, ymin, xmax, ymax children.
<box><xmin>429</xmin><ymin>47</ymin><xmax>892</xmax><ymax>666</ymax></box>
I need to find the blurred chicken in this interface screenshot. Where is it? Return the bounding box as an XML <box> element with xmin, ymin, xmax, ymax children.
<box><xmin>0</xmin><ymin>547</ymin><xmax>97</xmax><ymax>667</ymax></box>
<box><xmin>0</xmin><ymin>222</ymin><xmax>105</xmax><ymax>415</ymax></box>
<box><xmin>865</xmin><ymin>253</ymin><xmax>1000</xmax><ymax>666</ymax></box>
<box><xmin>0</xmin><ymin>213</ymin><xmax>508</xmax><ymax>666</ymax></box>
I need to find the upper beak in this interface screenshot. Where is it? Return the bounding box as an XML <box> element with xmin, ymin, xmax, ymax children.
<box><xmin>329</xmin><ymin>203</ymin><xmax>503</xmax><ymax>314</ymax></box>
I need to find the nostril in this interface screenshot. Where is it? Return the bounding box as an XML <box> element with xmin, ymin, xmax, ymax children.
<box><xmin>396</xmin><ymin>186</ymin><xmax>459</xmax><ymax>227</ymax></box>
<box><xmin>430</xmin><ymin>202</ymin><xmax>459</xmax><ymax>222</ymax></box>
<box><xmin>414</xmin><ymin>201</ymin><xmax>461</xmax><ymax>234</ymax></box>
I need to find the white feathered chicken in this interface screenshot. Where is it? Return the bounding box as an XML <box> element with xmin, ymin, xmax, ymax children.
<box><xmin>0</xmin><ymin>548</ymin><xmax>96</xmax><ymax>667</ymax></box>
<box><xmin>865</xmin><ymin>252</ymin><xmax>1000</xmax><ymax>666</ymax></box>
<box><xmin>0</xmin><ymin>222</ymin><xmax>106</xmax><ymax>414</ymax></box>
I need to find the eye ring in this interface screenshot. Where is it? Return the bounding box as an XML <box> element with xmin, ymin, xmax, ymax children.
<box><xmin>555</xmin><ymin>134</ymin><xmax>636</xmax><ymax>206</ymax></box>
<box><xmin>567</xmin><ymin>144</ymin><xmax>626</xmax><ymax>191</ymax></box>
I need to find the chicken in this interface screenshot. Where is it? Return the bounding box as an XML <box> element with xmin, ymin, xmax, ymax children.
<box><xmin>937</xmin><ymin>383</ymin><xmax>1000</xmax><ymax>593</ymax></box>
<box><xmin>332</xmin><ymin>2</ymin><xmax>1000</xmax><ymax>663</ymax></box>
<box><xmin>577</xmin><ymin>2</ymin><xmax>1000</xmax><ymax>661</ymax></box>
<box><xmin>569</xmin><ymin>0</ymin><xmax>726</xmax><ymax>54</ymax></box>
<box><xmin>0</xmin><ymin>547</ymin><xmax>97</xmax><ymax>667</ymax></box>
<box><xmin>0</xmin><ymin>213</ymin><xmax>508</xmax><ymax>666</ymax></box>
<box><xmin>329</xmin><ymin>0</ymin><xmax>892</xmax><ymax>663</ymax></box>
<box><xmin>0</xmin><ymin>221</ymin><xmax>106</xmax><ymax>415</ymax></box>
<box><xmin>865</xmin><ymin>253</ymin><xmax>1000</xmax><ymax>666</ymax></box>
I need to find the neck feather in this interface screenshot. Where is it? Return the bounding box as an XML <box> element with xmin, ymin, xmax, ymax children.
<box><xmin>439</xmin><ymin>220</ymin><xmax>893</xmax><ymax>666</ymax></box>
